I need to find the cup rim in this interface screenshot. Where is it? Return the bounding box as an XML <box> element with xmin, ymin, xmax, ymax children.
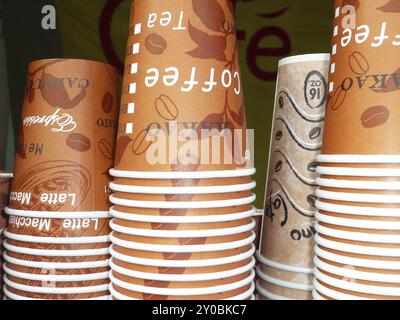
<box><xmin>315</xmin><ymin>245</ymin><xmax>400</xmax><ymax>270</ymax></box>
<box><xmin>3</xmin><ymin>252</ymin><xmax>109</xmax><ymax>269</ymax></box>
<box><xmin>109</xmin><ymin>244</ymin><xmax>255</xmax><ymax>267</ymax></box>
<box><xmin>109</xmin><ymin>193</ymin><xmax>256</xmax><ymax>209</ymax></box>
<box><xmin>316</xmin><ymin>211</ymin><xmax>400</xmax><ymax>230</ymax></box>
<box><xmin>109</xmin><ymin>218</ymin><xmax>255</xmax><ymax>238</ymax></box>
<box><xmin>312</xmin><ymin>289</ymin><xmax>326</xmax><ymax>300</ymax></box>
<box><xmin>3</xmin><ymin>275</ymin><xmax>109</xmax><ymax>294</ymax></box>
<box><xmin>109</xmin><ymin>181</ymin><xmax>256</xmax><ymax>195</ymax></box>
<box><xmin>109</xmin><ymin>168</ymin><xmax>256</xmax><ymax>179</ymax></box>
<box><xmin>313</xmin><ymin>278</ymin><xmax>371</xmax><ymax>300</ymax></box>
<box><xmin>256</xmin><ymin>266</ymin><xmax>313</xmax><ymax>291</ymax></box>
<box><xmin>109</xmin><ymin>257</ymin><xmax>255</xmax><ymax>282</ymax></box>
<box><xmin>316</xmin><ymin>199</ymin><xmax>400</xmax><ymax>217</ymax></box>
<box><xmin>2</xmin><ymin>286</ymin><xmax>110</xmax><ymax>300</ymax></box>
<box><xmin>278</xmin><ymin>53</ymin><xmax>330</xmax><ymax>67</ymax></box>
<box><xmin>314</xmin><ymin>268</ymin><xmax>400</xmax><ymax>296</ymax></box>
<box><xmin>256</xmin><ymin>251</ymin><xmax>314</xmax><ymax>274</ymax></box>
<box><xmin>255</xmin><ymin>280</ymin><xmax>290</xmax><ymax>300</ymax></box>
<box><xmin>3</xmin><ymin>229</ymin><xmax>110</xmax><ymax>244</ymax></box>
<box><xmin>5</xmin><ymin>207</ymin><xmax>111</xmax><ymax>219</ymax></box>
<box><xmin>3</xmin><ymin>240</ymin><xmax>110</xmax><ymax>257</ymax></box>
<box><xmin>317</xmin><ymin>188</ymin><xmax>400</xmax><ymax>204</ymax></box>
<box><xmin>314</xmin><ymin>256</ymin><xmax>400</xmax><ymax>283</ymax></box>
<box><xmin>3</xmin><ymin>263</ymin><xmax>109</xmax><ymax>282</ymax></box>
<box><xmin>316</xmin><ymin>222</ymin><xmax>400</xmax><ymax>244</ymax></box>
<box><xmin>110</xmin><ymin>206</ymin><xmax>256</xmax><ymax>223</ymax></box>
<box><xmin>108</xmin><ymin>269</ymin><xmax>255</xmax><ymax>296</ymax></box>
<box><xmin>317</xmin><ymin>177</ymin><xmax>400</xmax><ymax>191</ymax></box>
<box><xmin>315</xmin><ymin>233</ymin><xmax>400</xmax><ymax>257</ymax></box>
<box><xmin>110</xmin><ymin>231</ymin><xmax>256</xmax><ymax>253</ymax></box>
<box><xmin>317</xmin><ymin>154</ymin><xmax>400</xmax><ymax>163</ymax></box>
<box><xmin>317</xmin><ymin>166</ymin><xmax>400</xmax><ymax>177</ymax></box>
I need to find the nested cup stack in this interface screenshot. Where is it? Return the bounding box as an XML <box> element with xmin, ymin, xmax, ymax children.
<box><xmin>313</xmin><ymin>0</ymin><xmax>400</xmax><ymax>300</ymax></box>
<box><xmin>256</xmin><ymin>54</ymin><xmax>330</xmax><ymax>300</ymax></box>
<box><xmin>108</xmin><ymin>0</ymin><xmax>256</xmax><ymax>300</ymax></box>
<box><xmin>2</xmin><ymin>59</ymin><xmax>118</xmax><ymax>300</ymax></box>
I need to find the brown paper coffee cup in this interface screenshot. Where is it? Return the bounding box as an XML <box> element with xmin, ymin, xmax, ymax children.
<box><xmin>260</xmin><ymin>54</ymin><xmax>329</xmax><ymax>269</ymax></box>
<box><xmin>10</xmin><ymin>59</ymin><xmax>118</xmax><ymax>212</ymax></box>
<box><xmin>322</xmin><ymin>0</ymin><xmax>400</xmax><ymax>155</ymax></box>
<box><xmin>114</xmin><ymin>0</ymin><xmax>251</xmax><ymax>173</ymax></box>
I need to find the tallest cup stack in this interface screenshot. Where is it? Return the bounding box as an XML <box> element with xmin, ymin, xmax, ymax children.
<box><xmin>108</xmin><ymin>0</ymin><xmax>256</xmax><ymax>300</ymax></box>
<box><xmin>314</xmin><ymin>0</ymin><xmax>400</xmax><ymax>300</ymax></box>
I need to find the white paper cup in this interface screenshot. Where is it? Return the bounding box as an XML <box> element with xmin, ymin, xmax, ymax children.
<box><xmin>110</xmin><ymin>206</ymin><xmax>256</xmax><ymax>223</ymax></box>
<box><xmin>256</xmin><ymin>251</ymin><xmax>314</xmax><ymax>274</ymax></box>
<box><xmin>314</xmin><ymin>268</ymin><xmax>400</xmax><ymax>296</ymax></box>
<box><xmin>3</xmin><ymin>286</ymin><xmax>109</xmax><ymax>300</ymax></box>
<box><xmin>110</xmin><ymin>168</ymin><xmax>256</xmax><ymax>179</ymax></box>
<box><xmin>109</xmin><ymin>257</ymin><xmax>255</xmax><ymax>282</ymax></box>
<box><xmin>255</xmin><ymin>280</ymin><xmax>290</xmax><ymax>300</ymax></box>
<box><xmin>3</xmin><ymin>263</ymin><xmax>109</xmax><ymax>282</ymax></box>
<box><xmin>3</xmin><ymin>240</ymin><xmax>109</xmax><ymax>257</ymax></box>
<box><xmin>314</xmin><ymin>256</ymin><xmax>400</xmax><ymax>283</ymax></box>
<box><xmin>110</xmin><ymin>244</ymin><xmax>255</xmax><ymax>268</ymax></box>
<box><xmin>256</xmin><ymin>266</ymin><xmax>313</xmax><ymax>291</ymax></box>
<box><xmin>315</xmin><ymin>234</ymin><xmax>400</xmax><ymax>257</ymax></box>
<box><xmin>316</xmin><ymin>166</ymin><xmax>400</xmax><ymax>177</ymax></box>
<box><xmin>315</xmin><ymin>245</ymin><xmax>400</xmax><ymax>270</ymax></box>
<box><xmin>3</xmin><ymin>229</ymin><xmax>109</xmax><ymax>244</ymax></box>
<box><xmin>316</xmin><ymin>212</ymin><xmax>400</xmax><ymax>230</ymax></box>
<box><xmin>109</xmin><ymin>194</ymin><xmax>256</xmax><ymax>209</ymax></box>
<box><xmin>312</xmin><ymin>278</ymin><xmax>371</xmax><ymax>300</ymax></box>
<box><xmin>109</xmin><ymin>181</ymin><xmax>256</xmax><ymax>194</ymax></box>
<box><xmin>317</xmin><ymin>178</ymin><xmax>400</xmax><ymax>190</ymax></box>
<box><xmin>3</xmin><ymin>276</ymin><xmax>109</xmax><ymax>294</ymax></box>
<box><xmin>110</xmin><ymin>231</ymin><xmax>256</xmax><ymax>253</ymax></box>
<box><xmin>317</xmin><ymin>154</ymin><xmax>400</xmax><ymax>163</ymax></box>
<box><xmin>109</xmin><ymin>218</ymin><xmax>255</xmax><ymax>238</ymax></box>
<box><xmin>3</xmin><ymin>252</ymin><xmax>109</xmax><ymax>269</ymax></box>
<box><xmin>109</xmin><ymin>269</ymin><xmax>255</xmax><ymax>296</ymax></box>
<box><xmin>4</xmin><ymin>207</ymin><xmax>111</xmax><ymax>219</ymax></box>
<box><xmin>316</xmin><ymin>189</ymin><xmax>400</xmax><ymax>204</ymax></box>
<box><xmin>315</xmin><ymin>200</ymin><xmax>400</xmax><ymax>218</ymax></box>
<box><xmin>316</xmin><ymin>222</ymin><xmax>400</xmax><ymax>244</ymax></box>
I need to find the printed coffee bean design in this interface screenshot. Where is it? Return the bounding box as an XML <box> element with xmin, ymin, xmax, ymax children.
<box><xmin>145</xmin><ymin>33</ymin><xmax>167</xmax><ymax>55</ymax></box>
<box><xmin>307</xmin><ymin>162</ymin><xmax>319</xmax><ymax>172</ymax></box>
<box><xmin>329</xmin><ymin>85</ymin><xmax>347</xmax><ymax>111</ymax></box>
<box><xmin>102</xmin><ymin>92</ymin><xmax>113</xmax><ymax>113</ymax></box>
<box><xmin>66</xmin><ymin>133</ymin><xmax>91</xmax><ymax>152</ymax></box>
<box><xmin>155</xmin><ymin>95</ymin><xmax>179</xmax><ymax>121</ymax></box>
<box><xmin>378</xmin><ymin>0</ymin><xmax>400</xmax><ymax>12</ymax></box>
<box><xmin>309</xmin><ymin>127</ymin><xmax>321</xmax><ymax>140</ymax></box>
<box><xmin>348</xmin><ymin>51</ymin><xmax>369</xmax><ymax>75</ymax></box>
<box><xmin>98</xmin><ymin>138</ymin><xmax>114</xmax><ymax>160</ymax></box>
<box><xmin>361</xmin><ymin>106</ymin><xmax>390</xmax><ymax>128</ymax></box>
<box><xmin>131</xmin><ymin>126</ymin><xmax>157</xmax><ymax>156</ymax></box>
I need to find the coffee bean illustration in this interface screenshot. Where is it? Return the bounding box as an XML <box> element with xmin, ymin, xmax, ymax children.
<box><xmin>307</xmin><ymin>162</ymin><xmax>319</xmax><ymax>172</ymax></box>
<box><xmin>98</xmin><ymin>138</ymin><xmax>114</xmax><ymax>160</ymax></box>
<box><xmin>145</xmin><ymin>33</ymin><xmax>167</xmax><ymax>55</ymax></box>
<box><xmin>102</xmin><ymin>92</ymin><xmax>113</xmax><ymax>113</ymax></box>
<box><xmin>278</xmin><ymin>96</ymin><xmax>284</xmax><ymax>108</ymax></box>
<box><xmin>275</xmin><ymin>130</ymin><xmax>282</xmax><ymax>140</ymax></box>
<box><xmin>275</xmin><ymin>160</ymin><xmax>283</xmax><ymax>172</ymax></box>
<box><xmin>131</xmin><ymin>123</ymin><xmax>160</xmax><ymax>156</ymax></box>
<box><xmin>155</xmin><ymin>95</ymin><xmax>179</xmax><ymax>120</ymax></box>
<box><xmin>329</xmin><ymin>85</ymin><xmax>347</xmax><ymax>111</ymax></box>
<box><xmin>66</xmin><ymin>133</ymin><xmax>91</xmax><ymax>152</ymax></box>
<box><xmin>348</xmin><ymin>51</ymin><xmax>369</xmax><ymax>75</ymax></box>
<box><xmin>307</xmin><ymin>195</ymin><xmax>317</xmax><ymax>207</ymax></box>
<box><xmin>309</xmin><ymin>127</ymin><xmax>321</xmax><ymax>140</ymax></box>
<box><xmin>361</xmin><ymin>106</ymin><xmax>389</xmax><ymax>128</ymax></box>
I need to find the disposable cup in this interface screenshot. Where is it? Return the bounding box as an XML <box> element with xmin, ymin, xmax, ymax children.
<box><xmin>317</xmin><ymin>155</ymin><xmax>400</xmax><ymax>164</ymax></box>
<box><xmin>317</xmin><ymin>165</ymin><xmax>400</xmax><ymax>177</ymax></box>
<box><xmin>312</xmin><ymin>278</ymin><xmax>372</xmax><ymax>300</ymax></box>
<box><xmin>317</xmin><ymin>178</ymin><xmax>400</xmax><ymax>190</ymax></box>
<box><xmin>255</xmin><ymin>280</ymin><xmax>290</xmax><ymax>300</ymax></box>
<box><xmin>317</xmin><ymin>189</ymin><xmax>400</xmax><ymax>204</ymax></box>
<box><xmin>109</xmin><ymin>257</ymin><xmax>255</xmax><ymax>282</ymax></box>
<box><xmin>109</xmin><ymin>244</ymin><xmax>255</xmax><ymax>268</ymax></box>
<box><xmin>256</xmin><ymin>266</ymin><xmax>313</xmax><ymax>291</ymax></box>
<box><xmin>256</xmin><ymin>251</ymin><xmax>313</xmax><ymax>274</ymax></box>
<box><xmin>259</xmin><ymin>264</ymin><xmax>313</xmax><ymax>286</ymax></box>
<box><xmin>110</xmin><ymin>231</ymin><xmax>255</xmax><ymax>253</ymax></box>
<box><xmin>109</xmin><ymin>219</ymin><xmax>255</xmax><ymax>238</ymax></box>
<box><xmin>4</xmin><ymin>207</ymin><xmax>111</xmax><ymax>219</ymax></box>
<box><xmin>257</xmin><ymin>278</ymin><xmax>312</xmax><ymax>300</ymax></box>
<box><xmin>5</xmin><ymin>238</ymin><xmax>109</xmax><ymax>251</ymax></box>
<box><xmin>109</xmin><ymin>206</ymin><xmax>256</xmax><ymax>223</ymax></box>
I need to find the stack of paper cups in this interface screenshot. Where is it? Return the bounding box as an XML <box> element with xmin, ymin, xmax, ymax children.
<box><xmin>314</xmin><ymin>0</ymin><xmax>400</xmax><ymax>300</ymax></box>
<box><xmin>109</xmin><ymin>0</ymin><xmax>256</xmax><ymax>300</ymax></box>
<box><xmin>0</xmin><ymin>173</ymin><xmax>12</xmax><ymax>299</ymax></box>
<box><xmin>3</xmin><ymin>59</ymin><xmax>118</xmax><ymax>300</ymax></box>
<box><xmin>257</xmin><ymin>54</ymin><xmax>330</xmax><ymax>300</ymax></box>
